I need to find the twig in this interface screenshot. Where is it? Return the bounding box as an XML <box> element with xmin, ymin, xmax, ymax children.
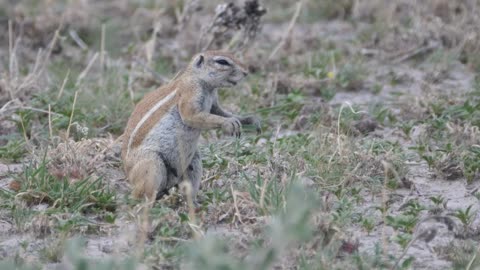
<box><xmin>466</xmin><ymin>247</ymin><xmax>479</xmax><ymax>270</ymax></box>
<box><xmin>69</xmin><ymin>29</ymin><xmax>88</xmax><ymax>50</ymax></box>
<box><xmin>330</xmin><ymin>102</ymin><xmax>366</xmax><ymax>164</ymax></box>
<box><xmin>37</xmin><ymin>30</ymin><xmax>60</xmax><ymax>77</ymax></box>
<box><xmin>100</xmin><ymin>23</ymin><xmax>106</xmax><ymax>72</ymax></box>
<box><xmin>65</xmin><ymin>91</ymin><xmax>78</xmax><ymax>139</ymax></box>
<box><xmin>7</xmin><ymin>20</ymin><xmax>16</xmax><ymax>100</ymax></box>
<box><xmin>330</xmin><ymin>51</ymin><xmax>337</xmax><ymax>76</ymax></box>
<box><xmin>76</xmin><ymin>53</ymin><xmax>99</xmax><ymax>87</ymax></box>
<box><xmin>231</xmin><ymin>184</ymin><xmax>244</xmax><ymax>224</ymax></box>
<box><xmin>157</xmin><ymin>236</ymin><xmax>187</xmax><ymax>242</ymax></box>
<box><xmin>268</xmin><ymin>0</ymin><xmax>303</xmax><ymax>61</ymax></box>
<box><xmin>8</xmin><ymin>20</ymin><xmax>13</xmax><ymax>79</ymax></box>
<box><xmin>0</xmin><ymin>99</ymin><xmax>16</xmax><ymax>116</ymax></box>
<box><xmin>0</xmin><ymin>101</ymin><xmax>64</xmax><ymax>121</ymax></box>
<box><xmin>57</xmin><ymin>69</ymin><xmax>70</xmax><ymax>100</ymax></box>
<box><xmin>259</xmin><ymin>173</ymin><xmax>269</xmax><ymax>212</ymax></box>
<box><xmin>12</xmin><ymin>106</ymin><xmax>63</xmax><ymax>117</ymax></box>
<box><xmin>391</xmin><ymin>41</ymin><xmax>439</xmax><ymax>64</ymax></box>
<box><xmin>19</xmin><ymin>113</ymin><xmax>29</xmax><ymax>147</ymax></box>
<box><xmin>381</xmin><ymin>161</ymin><xmax>389</xmax><ymax>259</ymax></box>
<box><xmin>48</xmin><ymin>104</ymin><xmax>53</xmax><ymax>140</ymax></box>
<box><xmin>176</xmin><ymin>0</ymin><xmax>199</xmax><ymax>32</ymax></box>
<box><xmin>126</xmin><ymin>69</ymin><xmax>135</xmax><ymax>106</ymax></box>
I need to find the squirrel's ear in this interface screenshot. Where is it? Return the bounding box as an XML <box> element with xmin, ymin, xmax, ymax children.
<box><xmin>194</xmin><ymin>54</ymin><xmax>204</xmax><ymax>68</ymax></box>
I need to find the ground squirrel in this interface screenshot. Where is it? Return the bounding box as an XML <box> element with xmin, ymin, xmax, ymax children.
<box><xmin>122</xmin><ymin>51</ymin><xmax>261</xmax><ymax>203</ymax></box>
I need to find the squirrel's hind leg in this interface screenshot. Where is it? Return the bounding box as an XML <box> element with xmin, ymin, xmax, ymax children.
<box><xmin>184</xmin><ymin>151</ymin><xmax>203</xmax><ymax>205</ymax></box>
<box><xmin>128</xmin><ymin>152</ymin><xmax>168</xmax><ymax>202</ymax></box>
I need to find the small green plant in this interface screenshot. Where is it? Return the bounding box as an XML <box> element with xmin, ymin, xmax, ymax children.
<box><xmin>421</xmin><ymin>154</ymin><xmax>435</xmax><ymax>169</ymax></box>
<box><xmin>246</xmin><ymin>172</ymin><xmax>289</xmax><ymax>215</ymax></box>
<box><xmin>386</xmin><ymin>215</ymin><xmax>418</xmax><ymax>233</ymax></box>
<box><xmin>336</xmin><ymin>61</ymin><xmax>366</xmax><ymax>91</ymax></box>
<box><xmin>39</xmin><ymin>239</ymin><xmax>65</xmax><ymax>263</ymax></box>
<box><xmin>462</xmin><ymin>146</ymin><xmax>480</xmax><ymax>183</ymax></box>
<box><xmin>372</xmin><ymin>83</ymin><xmax>383</xmax><ymax>95</ymax></box>
<box><xmin>332</xmin><ymin>196</ymin><xmax>355</xmax><ymax>226</ymax></box>
<box><xmin>0</xmin><ymin>139</ymin><xmax>27</xmax><ymax>162</ymax></box>
<box><xmin>393</xmin><ymin>233</ymin><xmax>412</xmax><ymax>249</ymax></box>
<box><xmin>10</xmin><ymin>205</ymin><xmax>35</xmax><ymax>233</ymax></box>
<box><xmin>402</xmin><ymin>200</ymin><xmax>425</xmax><ymax>217</ymax></box>
<box><xmin>370</xmin><ymin>103</ymin><xmax>396</xmax><ymax>125</ymax></box>
<box><xmin>11</xmin><ymin>110</ymin><xmax>33</xmax><ymax>139</ymax></box>
<box><xmin>203</xmin><ymin>187</ymin><xmax>231</xmax><ymax>205</ymax></box>
<box><xmin>440</xmin><ymin>240</ymin><xmax>480</xmax><ymax>269</ymax></box>
<box><xmin>361</xmin><ymin>217</ymin><xmax>375</xmax><ymax>235</ymax></box>
<box><xmin>429</xmin><ymin>195</ymin><xmax>446</xmax><ymax>208</ymax></box>
<box><xmin>452</xmin><ymin>205</ymin><xmax>477</xmax><ymax>228</ymax></box>
<box><xmin>399</xmin><ymin>120</ymin><xmax>415</xmax><ymax>138</ymax></box>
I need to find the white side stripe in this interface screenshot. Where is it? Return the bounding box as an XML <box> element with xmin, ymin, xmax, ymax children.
<box><xmin>127</xmin><ymin>89</ymin><xmax>177</xmax><ymax>154</ymax></box>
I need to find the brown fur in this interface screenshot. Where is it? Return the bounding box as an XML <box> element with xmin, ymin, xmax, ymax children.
<box><xmin>121</xmin><ymin>84</ymin><xmax>179</xmax><ymax>156</ymax></box>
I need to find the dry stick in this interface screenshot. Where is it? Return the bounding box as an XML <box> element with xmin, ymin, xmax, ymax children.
<box><xmin>17</xmin><ymin>29</ymin><xmax>60</xmax><ymax>93</ymax></box>
<box><xmin>391</xmin><ymin>234</ymin><xmax>420</xmax><ymax>270</ymax></box>
<box><xmin>466</xmin><ymin>246</ymin><xmax>480</xmax><ymax>270</ymax></box>
<box><xmin>57</xmin><ymin>69</ymin><xmax>70</xmax><ymax>100</ymax></box>
<box><xmin>31</xmin><ymin>49</ymin><xmax>43</xmax><ymax>76</ymax></box>
<box><xmin>267</xmin><ymin>0</ymin><xmax>303</xmax><ymax>61</ymax></box>
<box><xmin>126</xmin><ymin>69</ymin><xmax>135</xmax><ymax>106</ymax></box>
<box><xmin>76</xmin><ymin>52</ymin><xmax>99</xmax><ymax>87</ymax></box>
<box><xmin>259</xmin><ymin>175</ymin><xmax>269</xmax><ymax>213</ymax></box>
<box><xmin>19</xmin><ymin>115</ymin><xmax>29</xmax><ymax>147</ymax></box>
<box><xmin>227</xmin><ymin>31</ymin><xmax>243</xmax><ymax>51</ymax></box>
<box><xmin>231</xmin><ymin>184</ymin><xmax>244</xmax><ymax>224</ymax></box>
<box><xmin>48</xmin><ymin>104</ymin><xmax>53</xmax><ymax>140</ymax></box>
<box><xmin>146</xmin><ymin>21</ymin><xmax>159</xmax><ymax>68</ymax></box>
<box><xmin>100</xmin><ymin>23</ymin><xmax>106</xmax><ymax>72</ymax></box>
<box><xmin>7</xmin><ymin>20</ymin><xmax>14</xmax><ymax>100</ymax></box>
<box><xmin>391</xmin><ymin>42</ymin><xmax>439</xmax><ymax>64</ymax></box>
<box><xmin>37</xmin><ymin>30</ymin><xmax>60</xmax><ymax>76</ymax></box>
<box><xmin>176</xmin><ymin>0</ymin><xmax>195</xmax><ymax>32</ymax></box>
<box><xmin>10</xmin><ymin>106</ymin><xmax>62</xmax><ymax>117</ymax></box>
<box><xmin>381</xmin><ymin>161</ymin><xmax>390</xmax><ymax>263</ymax></box>
<box><xmin>69</xmin><ymin>29</ymin><xmax>88</xmax><ymax>50</ymax></box>
<box><xmin>329</xmin><ymin>102</ymin><xmax>366</xmax><ymax>165</ymax></box>
<box><xmin>8</xmin><ymin>20</ymin><xmax>13</xmax><ymax>78</ymax></box>
<box><xmin>65</xmin><ymin>91</ymin><xmax>78</xmax><ymax>139</ymax></box>
<box><xmin>330</xmin><ymin>51</ymin><xmax>337</xmax><ymax>77</ymax></box>
<box><xmin>136</xmin><ymin>202</ymin><xmax>150</xmax><ymax>258</ymax></box>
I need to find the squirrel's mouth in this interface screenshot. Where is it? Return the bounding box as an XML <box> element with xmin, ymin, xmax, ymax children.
<box><xmin>227</xmin><ymin>80</ymin><xmax>237</xmax><ymax>86</ymax></box>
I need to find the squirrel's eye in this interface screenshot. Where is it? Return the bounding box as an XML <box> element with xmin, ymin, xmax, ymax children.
<box><xmin>215</xmin><ymin>59</ymin><xmax>230</xmax><ymax>66</ymax></box>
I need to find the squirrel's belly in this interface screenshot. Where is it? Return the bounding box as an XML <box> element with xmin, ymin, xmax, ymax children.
<box><xmin>143</xmin><ymin>110</ymin><xmax>201</xmax><ymax>174</ymax></box>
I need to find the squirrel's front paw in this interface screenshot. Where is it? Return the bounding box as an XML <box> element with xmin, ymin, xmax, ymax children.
<box><xmin>222</xmin><ymin>118</ymin><xmax>242</xmax><ymax>137</ymax></box>
<box><xmin>242</xmin><ymin>116</ymin><xmax>262</xmax><ymax>134</ymax></box>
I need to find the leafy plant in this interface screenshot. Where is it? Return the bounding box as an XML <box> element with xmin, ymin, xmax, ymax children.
<box><xmin>452</xmin><ymin>205</ymin><xmax>477</xmax><ymax>228</ymax></box>
<box><xmin>386</xmin><ymin>215</ymin><xmax>418</xmax><ymax>233</ymax></box>
<box><xmin>0</xmin><ymin>139</ymin><xmax>27</xmax><ymax>162</ymax></box>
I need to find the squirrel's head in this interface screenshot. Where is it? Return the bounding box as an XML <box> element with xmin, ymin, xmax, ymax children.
<box><xmin>189</xmin><ymin>51</ymin><xmax>248</xmax><ymax>88</ymax></box>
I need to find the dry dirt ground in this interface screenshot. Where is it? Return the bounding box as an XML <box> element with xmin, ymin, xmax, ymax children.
<box><xmin>1</xmin><ymin>1</ymin><xmax>480</xmax><ymax>269</ymax></box>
